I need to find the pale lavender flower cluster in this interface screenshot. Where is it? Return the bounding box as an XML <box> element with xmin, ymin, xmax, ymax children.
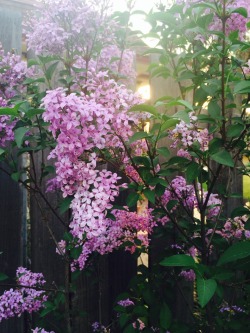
<box><xmin>0</xmin><ymin>97</ymin><xmax>17</xmax><ymax>148</ymax></box>
<box><xmin>169</xmin><ymin>112</ymin><xmax>212</xmax><ymax>153</ymax></box>
<box><xmin>176</xmin><ymin>0</ymin><xmax>250</xmax><ymax>41</ymax></box>
<box><xmin>97</xmin><ymin>45</ymin><xmax>136</xmax><ymax>87</ymax></box>
<box><xmin>117</xmin><ymin>298</ymin><xmax>135</xmax><ymax>307</ymax></box>
<box><xmin>25</xmin><ymin>0</ymin><xmax>115</xmax><ymax>56</ymax></box>
<box><xmin>0</xmin><ymin>267</ymin><xmax>47</xmax><ymax>322</ymax></box>
<box><xmin>0</xmin><ymin>45</ymin><xmax>34</xmax><ymax>148</ymax></box>
<box><xmin>0</xmin><ymin>44</ymin><xmax>33</xmax><ymax>99</ymax></box>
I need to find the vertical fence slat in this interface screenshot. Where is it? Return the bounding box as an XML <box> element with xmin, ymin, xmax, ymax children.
<box><xmin>0</xmin><ymin>165</ymin><xmax>24</xmax><ymax>333</ymax></box>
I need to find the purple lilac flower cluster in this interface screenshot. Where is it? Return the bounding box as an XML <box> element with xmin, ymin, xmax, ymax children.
<box><xmin>161</xmin><ymin>176</ymin><xmax>222</xmax><ymax>221</ymax></box>
<box><xmin>219</xmin><ymin>304</ymin><xmax>245</xmax><ymax>314</ymax></box>
<box><xmin>0</xmin><ymin>267</ymin><xmax>47</xmax><ymax>322</ymax></box>
<box><xmin>117</xmin><ymin>298</ymin><xmax>135</xmax><ymax>307</ymax></box>
<box><xmin>207</xmin><ymin>215</ymin><xmax>250</xmax><ymax>240</ymax></box>
<box><xmin>169</xmin><ymin>112</ymin><xmax>212</xmax><ymax>155</ymax></box>
<box><xmin>92</xmin><ymin>321</ymin><xmax>106</xmax><ymax>333</ymax></box>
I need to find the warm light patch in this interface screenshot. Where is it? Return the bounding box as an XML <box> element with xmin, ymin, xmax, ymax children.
<box><xmin>137</xmin><ymin>84</ymin><xmax>150</xmax><ymax>100</ymax></box>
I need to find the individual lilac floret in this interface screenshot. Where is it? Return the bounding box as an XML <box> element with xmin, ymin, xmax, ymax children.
<box><xmin>117</xmin><ymin>298</ymin><xmax>135</xmax><ymax>307</ymax></box>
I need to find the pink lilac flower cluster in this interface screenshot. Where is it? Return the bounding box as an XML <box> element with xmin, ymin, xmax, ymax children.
<box><xmin>32</xmin><ymin>328</ymin><xmax>55</xmax><ymax>333</ymax></box>
<box><xmin>133</xmin><ymin>318</ymin><xmax>146</xmax><ymax>331</ymax></box>
<box><xmin>0</xmin><ymin>267</ymin><xmax>47</xmax><ymax>322</ymax></box>
<box><xmin>169</xmin><ymin>112</ymin><xmax>212</xmax><ymax>154</ymax></box>
<box><xmin>161</xmin><ymin>176</ymin><xmax>222</xmax><ymax>220</ymax></box>
<box><xmin>117</xmin><ymin>298</ymin><xmax>135</xmax><ymax>307</ymax></box>
<box><xmin>42</xmin><ymin>71</ymin><xmax>146</xmax><ymax>245</ymax></box>
<box><xmin>210</xmin><ymin>215</ymin><xmax>250</xmax><ymax>240</ymax></box>
<box><xmin>25</xmin><ymin>0</ymin><xmax>116</xmax><ymax>57</ymax></box>
<box><xmin>71</xmin><ymin>208</ymin><xmax>156</xmax><ymax>270</ymax></box>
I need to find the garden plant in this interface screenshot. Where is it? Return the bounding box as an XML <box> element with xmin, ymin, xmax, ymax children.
<box><xmin>0</xmin><ymin>0</ymin><xmax>250</xmax><ymax>332</ymax></box>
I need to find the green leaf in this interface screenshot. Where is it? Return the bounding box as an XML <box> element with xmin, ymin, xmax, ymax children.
<box><xmin>37</xmin><ymin>55</ymin><xmax>60</xmax><ymax>65</ymax></box>
<box><xmin>155</xmin><ymin>183</ymin><xmax>166</xmax><ymax>197</ymax></box>
<box><xmin>161</xmin><ymin>118</ymin><xmax>179</xmax><ymax>131</ymax></box>
<box><xmin>210</xmin><ymin>150</ymin><xmax>234</xmax><ymax>167</ymax></box>
<box><xmin>186</xmin><ymin>162</ymin><xmax>200</xmax><ymax>183</ymax></box>
<box><xmin>0</xmin><ymin>148</ymin><xmax>5</xmax><ymax>156</ymax></box>
<box><xmin>173</xmin><ymin>110</ymin><xmax>190</xmax><ymax>123</ymax></box>
<box><xmin>0</xmin><ymin>107</ymin><xmax>18</xmax><ymax>116</ymax></box>
<box><xmin>126</xmin><ymin>192</ymin><xmax>139</xmax><ymax>207</ymax></box>
<box><xmin>217</xmin><ymin>241</ymin><xmax>250</xmax><ymax>266</ymax></box>
<box><xmin>45</xmin><ymin>61</ymin><xmax>59</xmax><ymax>81</ymax></box>
<box><xmin>27</xmin><ymin>58</ymin><xmax>40</xmax><ymax>67</ymax></box>
<box><xmin>176</xmin><ymin>99</ymin><xmax>194</xmax><ymax>111</ymax></box>
<box><xmin>129</xmin><ymin>131</ymin><xmax>150</xmax><ymax>144</ymax></box>
<box><xmin>133</xmin><ymin>156</ymin><xmax>151</xmax><ymax>168</ymax></box>
<box><xmin>160</xmin><ymin>302</ymin><xmax>171</xmax><ymax>330</ymax></box>
<box><xmin>227</xmin><ymin>124</ymin><xmax>245</xmax><ymax>138</ymax></box>
<box><xmin>160</xmin><ymin>254</ymin><xmax>195</xmax><ymax>267</ymax></box>
<box><xmin>11</xmin><ymin>172</ymin><xmax>20</xmax><ymax>182</ymax></box>
<box><xmin>59</xmin><ymin>196</ymin><xmax>73</xmax><ymax>214</ymax></box>
<box><xmin>0</xmin><ymin>273</ymin><xmax>8</xmax><ymax>281</ymax></box>
<box><xmin>197</xmin><ymin>278</ymin><xmax>217</xmax><ymax>308</ymax></box>
<box><xmin>23</xmin><ymin>77</ymin><xmax>46</xmax><ymax>85</ymax></box>
<box><xmin>143</xmin><ymin>188</ymin><xmax>155</xmax><ymax>204</ymax></box>
<box><xmin>208</xmin><ymin>100</ymin><xmax>221</xmax><ymax>119</ymax></box>
<box><xmin>166</xmin><ymin>156</ymin><xmax>190</xmax><ymax>167</ymax></box>
<box><xmin>156</xmin><ymin>147</ymin><xmax>170</xmax><ymax>158</ymax></box>
<box><xmin>129</xmin><ymin>104</ymin><xmax>158</xmax><ymax>116</ymax></box>
<box><xmin>14</xmin><ymin>127</ymin><xmax>28</xmax><ymax>148</ymax></box>
<box><xmin>231</xmin><ymin>206</ymin><xmax>250</xmax><ymax>218</ymax></box>
<box><xmin>231</xmin><ymin>7</ymin><xmax>248</xmax><ymax>18</ymax></box>
<box><xmin>40</xmin><ymin>306</ymin><xmax>55</xmax><ymax>317</ymax></box>
<box><xmin>234</xmin><ymin>81</ymin><xmax>250</xmax><ymax>94</ymax></box>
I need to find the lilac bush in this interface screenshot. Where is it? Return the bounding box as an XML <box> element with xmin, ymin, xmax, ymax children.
<box><xmin>0</xmin><ymin>0</ymin><xmax>250</xmax><ymax>332</ymax></box>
